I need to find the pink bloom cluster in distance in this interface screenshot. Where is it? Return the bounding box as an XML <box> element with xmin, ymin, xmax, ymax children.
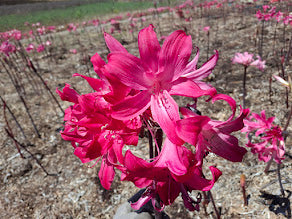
<box><xmin>242</xmin><ymin>110</ymin><xmax>285</xmax><ymax>164</ymax></box>
<box><xmin>232</xmin><ymin>52</ymin><xmax>266</xmax><ymax>71</ymax></box>
<box><xmin>57</xmin><ymin>25</ymin><xmax>249</xmax><ymax>211</ymax></box>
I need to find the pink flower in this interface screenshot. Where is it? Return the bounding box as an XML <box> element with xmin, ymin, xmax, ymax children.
<box><xmin>0</xmin><ymin>41</ymin><xmax>16</xmax><ymax>56</ymax></box>
<box><xmin>26</xmin><ymin>43</ymin><xmax>35</xmax><ymax>52</ymax></box>
<box><xmin>232</xmin><ymin>52</ymin><xmax>254</xmax><ymax>67</ymax></box>
<box><xmin>56</xmin><ymin>83</ymin><xmax>141</xmax><ymax>189</ymax></box>
<box><xmin>45</xmin><ymin>40</ymin><xmax>52</xmax><ymax>46</ymax></box>
<box><xmin>176</xmin><ymin>94</ymin><xmax>249</xmax><ymax>163</ymax></box>
<box><xmin>120</xmin><ymin>138</ymin><xmax>222</xmax><ymax>211</ymax></box>
<box><xmin>203</xmin><ymin>26</ymin><xmax>210</xmax><ymax>33</ymax></box>
<box><xmin>69</xmin><ymin>49</ymin><xmax>77</xmax><ymax>54</ymax></box>
<box><xmin>242</xmin><ymin>110</ymin><xmax>285</xmax><ymax>164</ymax></box>
<box><xmin>103</xmin><ymin>24</ymin><xmax>218</xmax><ymax>144</ymax></box>
<box><xmin>250</xmin><ymin>55</ymin><xmax>266</xmax><ymax>71</ymax></box>
<box><xmin>36</xmin><ymin>44</ymin><xmax>45</xmax><ymax>53</ymax></box>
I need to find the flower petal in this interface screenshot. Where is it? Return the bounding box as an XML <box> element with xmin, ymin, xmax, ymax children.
<box><xmin>158</xmin><ymin>30</ymin><xmax>192</xmax><ymax>82</ymax></box>
<box><xmin>105</xmin><ymin>52</ymin><xmax>152</xmax><ymax>90</ymax></box>
<box><xmin>169</xmin><ymin>78</ymin><xmax>217</xmax><ymax>98</ymax></box>
<box><xmin>98</xmin><ymin>157</ymin><xmax>115</xmax><ymax>190</ymax></box>
<box><xmin>151</xmin><ymin>90</ymin><xmax>183</xmax><ymax>145</ymax></box>
<box><xmin>73</xmin><ymin>73</ymin><xmax>110</xmax><ymax>95</ymax></box>
<box><xmin>138</xmin><ymin>24</ymin><xmax>161</xmax><ymax>72</ymax></box>
<box><xmin>112</xmin><ymin>90</ymin><xmax>151</xmax><ymax>120</ymax></box>
<box><xmin>104</xmin><ymin>32</ymin><xmax>128</xmax><ymax>53</ymax></box>
<box><xmin>206</xmin><ymin>130</ymin><xmax>247</xmax><ymax>162</ymax></box>
<box><xmin>56</xmin><ymin>83</ymin><xmax>79</xmax><ymax>103</ymax></box>
<box><xmin>182</xmin><ymin>50</ymin><xmax>218</xmax><ymax>80</ymax></box>
<box><xmin>176</xmin><ymin>116</ymin><xmax>210</xmax><ymax>146</ymax></box>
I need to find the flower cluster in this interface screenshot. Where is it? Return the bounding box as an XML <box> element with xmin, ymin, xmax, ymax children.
<box><xmin>57</xmin><ymin>25</ymin><xmax>249</xmax><ymax>211</ymax></box>
<box><xmin>242</xmin><ymin>110</ymin><xmax>285</xmax><ymax>164</ymax></box>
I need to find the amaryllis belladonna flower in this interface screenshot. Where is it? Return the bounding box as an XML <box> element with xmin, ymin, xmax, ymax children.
<box><xmin>103</xmin><ymin>24</ymin><xmax>218</xmax><ymax>144</ymax></box>
<box><xmin>242</xmin><ymin>110</ymin><xmax>285</xmax><ymax>164</ymax></box>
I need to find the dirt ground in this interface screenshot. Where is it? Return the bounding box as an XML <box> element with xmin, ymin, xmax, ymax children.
<box><xmin>0</xmin><ymin>2</ymin><xmax>291</xmax><ymax>219</ymax></box>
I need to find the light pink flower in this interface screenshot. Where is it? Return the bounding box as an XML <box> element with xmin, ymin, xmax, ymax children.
<box><xmin>203</xmin><ymin>26</ymin><xmax>210</xmax><ymax>33</ymax></box>
<box><xmin>250</xmin><ymin>55</ymin><xmax>266</xmax><ymax>71</ymax></box>
<box><xmin>69</xmin><ymin>49</ymin><xmax>77</xmax><ymax>54</ymax></box>
<box><xmin>232</xmin><ymin>52</ymin><xmax>254</xmax><ymax>67</ymax></box>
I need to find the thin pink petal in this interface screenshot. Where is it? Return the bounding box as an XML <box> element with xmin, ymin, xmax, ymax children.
<box><xmin>56</xmin><ymin>83</ymin><xmax>79</xmax><ymax>103</ymax></box>
<box><xmin>90</xmin><ymin>53</ymin><xmax>106</xmax><ymax>78</ymax></box>
<box><xmin>112</xmin><ymin>91</ymin><xmax>151</xmax><ymax>120</ymax></box>
<box><xmin>183</xmin><ymin>50</ymin><xmax>219</xmax><ymax>80</ymax></box>
<box><xmin>98</xmin><ymin>157</ymin><xmax>115</xmax><ymax>190</ymax></box>
<box><xmin>169</xmin><ymin>78</ymin><xmax>217</xmax><ymax>98</ymax></box>
<box><xmin>218</xmin><ymin>108</ymin><xmax>250</xmax><ymax>133</ymax></box>
<box><xmin>150</xmin><ymin>91</ymin><xmax>183</xmax><ymax>145</ymax></box>
<box><xmin>104</xmin><ymin>32</ymin><xmax>128</xmax><ymax>53</ymax></box>
<box><xmin>210</xmin><ymin>94</ymin><xmax>237</xmax><ymax>122</ymax></box>
<box><xmin>176</xmin><ymin>116</ymin><xmax>210</xmax><ymax>145</ymax></box>
<box><xmin>73</xmin><ymin>73</ymin><xmax>110</xmax><ymax>95</ymax></box>
<box><xmin>106</xmin><ymin>52</ymin><xmax>152</xmax><ymax>90</ymax></box>
<box><xmin>138</xmin><ymin>24</ymin><xmax>160</xmax><ymax>72</ymax></box>
<box><xmin>158</xmin><ymin>30</ymin><xmax>192</xmax><ymax>82</ymax></box>
<box><xmin>181</xmin><ymin>47</ymin><xmax>199</xmax><ymax>74</ymax></box>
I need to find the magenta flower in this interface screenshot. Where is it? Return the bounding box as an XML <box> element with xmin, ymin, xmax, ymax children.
<box><xmin>242</xmin><ymin>110</ymin><xmax>285</xmax><ymax>164</ymax></box>
<box><xmin>176</xmin><ymin>94</ymin><xmax>249</xmax><ymax>163</ymax></box>
<box><xmin>36</xmin><ymin>44</ymin><xmax>45</xmax><ymax>53</ymax></box>
<box><xmin>56</xmin><ymin>83</ymin><xmax>142</xmax><ymax>190</ymax></box>
<box><xmin>103</xmin><ymin>24</ymin><xmax>218</xmax><ymax>144</ymax></box>
<box><xmin>0</xmin><ymin>41</ymin><xmax>16</xmax><ymax>57</ymax></box>
<box><xmin>120</xmin><ymin>138</ymin><xmax>222</xmax><ymax>211</ymax></box>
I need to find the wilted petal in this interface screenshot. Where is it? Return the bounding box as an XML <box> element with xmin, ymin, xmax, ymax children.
<box><xmin>206</xmin><ymin>130</ymin><xmax>247</xmax><ymax>162</ymax></box>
